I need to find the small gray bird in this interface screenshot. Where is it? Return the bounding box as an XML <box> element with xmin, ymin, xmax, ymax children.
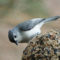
<box><xmin>8</xmin><ymin>16</ymin><xmax>60</xmax><ymax>45</ymax></box>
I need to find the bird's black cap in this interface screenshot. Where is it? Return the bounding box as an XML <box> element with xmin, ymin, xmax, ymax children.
<box><xmin>8</xmin><ymin>30</ymin><xmax>15</xmax><ymax>42</ymax></box>
<box><xmin>8</xmin><ymin>30</ymin><xmax>18</xmax><ymax>45</ymax></box>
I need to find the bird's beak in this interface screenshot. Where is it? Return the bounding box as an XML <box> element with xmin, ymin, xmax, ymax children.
<box><xmin>15</xmin><ymin>41</ymin><xmax>18</xmax><ymax>45</ymax></box>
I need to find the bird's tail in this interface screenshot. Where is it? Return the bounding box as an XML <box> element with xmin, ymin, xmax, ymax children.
<box><xmin>43</xmin><ymin>16</ymin><xmax>60</xmax><ymax>23</ymax></box>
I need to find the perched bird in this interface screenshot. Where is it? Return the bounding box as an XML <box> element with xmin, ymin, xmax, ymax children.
<box><xmin>8</xmin><ymin>16</ymin><xmax>60</xmax><ymax>45</ymax></box>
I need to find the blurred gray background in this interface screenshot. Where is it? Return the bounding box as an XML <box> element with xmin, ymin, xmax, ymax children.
<box><xmin>0</xmin><ymin>0</ymin><xmax>60</xmax><ymax>60</ymax></box>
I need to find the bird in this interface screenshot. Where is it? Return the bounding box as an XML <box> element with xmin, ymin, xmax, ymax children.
<box><xmin>8</xmin><ymin>16</ymin><xmax>60</xmax><ymax>45</ymax></box>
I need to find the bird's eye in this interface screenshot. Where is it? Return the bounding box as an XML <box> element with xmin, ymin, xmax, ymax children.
<box><xmin>14</xmin><ymin>35</ymin><xmax>17</xmax><ymax>38</ymax></box>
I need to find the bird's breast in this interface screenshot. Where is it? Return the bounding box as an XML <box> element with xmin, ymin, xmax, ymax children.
<box><xmin>22</xmin><ymin>25</ymin><xmax>41</xmax><ymax>40</ymax></box>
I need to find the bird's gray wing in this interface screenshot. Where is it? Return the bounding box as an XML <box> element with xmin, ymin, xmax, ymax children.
<box><xmin>17</xmin><ymin>16</ymin><xmax>60</xmax><ymax>31</ymax></box>
<box><xmin>17</xmin><ymin>18</ymin><xmax>45</xmax><ymax>31</ymax></box>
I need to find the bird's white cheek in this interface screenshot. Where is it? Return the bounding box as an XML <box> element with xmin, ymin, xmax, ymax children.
<box><xmin>14</xmin><ymin>36</ymin><xmax>22</xmax><ymax>42</ymax></box>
